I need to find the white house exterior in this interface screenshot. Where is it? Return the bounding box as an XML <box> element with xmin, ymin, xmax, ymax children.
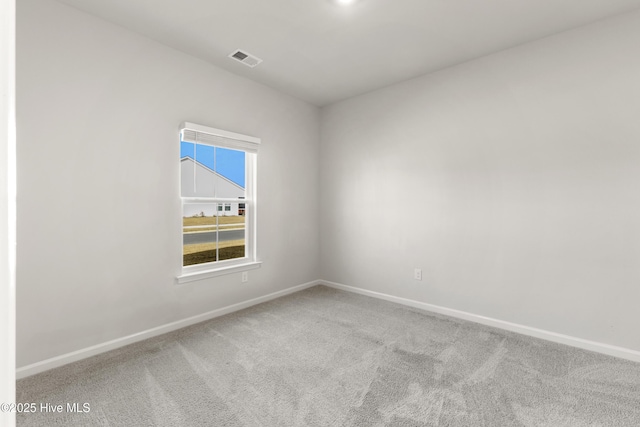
<box><xmin>180</xmin><ymin>157</ymin><xmax>245</xmax><ymax>217</ymax></box>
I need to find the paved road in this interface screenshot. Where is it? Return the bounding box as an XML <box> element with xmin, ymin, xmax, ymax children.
<box><xmin>184</xmin><ymin>229</ymin><xmax>244</xmax><ymax>245</ymax></box>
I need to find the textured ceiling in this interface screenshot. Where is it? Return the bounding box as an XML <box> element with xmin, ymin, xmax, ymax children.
<box><xmin>55</xmin><ymin>0</ymin><xmax>640</xmax><ymax>106</ymax></box>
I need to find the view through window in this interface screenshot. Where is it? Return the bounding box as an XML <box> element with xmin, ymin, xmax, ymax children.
<box><xmin>180</xmin><ymin>141</ymin><xmax>247</xmax><ymax>267</ymax></box>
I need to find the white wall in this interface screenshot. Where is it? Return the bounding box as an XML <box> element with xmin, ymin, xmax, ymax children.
<box><xmin>1</xmin><ymin>0</ymin><xmax>16</xmax><ymax>421</ymax></box>
<box><xmin>17</xmin><ymin>0</ymin><xmax>640</xmax><ymax>373</ymax></box>
<box><xmin>17</xmin><ymin>0</ymin><xmax>320</xmax><ymax>368</ymax></box>
<box><xmin>321</xmin><ymin>10</ymin><xmax>640</xmax><ymax>352</ymax></box>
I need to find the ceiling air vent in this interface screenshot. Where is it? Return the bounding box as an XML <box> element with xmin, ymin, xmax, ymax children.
<box><xmin>228</xmin><ymin>49</ymin><xmax>263</xmax><ymax>68</ymax></box>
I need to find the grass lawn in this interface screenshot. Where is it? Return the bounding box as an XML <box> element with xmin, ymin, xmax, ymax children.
<box><xmin>183</xmin><ymin>239</ymin><xmax>245</xmax><ymax>266</ymax></box>
<box><xmin>183</xmin><ymin>216</ymin><xmax>245</xmax><ymax>226</ymax></box>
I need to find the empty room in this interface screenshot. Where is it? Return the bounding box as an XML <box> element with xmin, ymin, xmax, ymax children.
<box><xmin>2</xmin><ymin>0</ymin><xmax>640</xmax><ymax>425</ymax></box>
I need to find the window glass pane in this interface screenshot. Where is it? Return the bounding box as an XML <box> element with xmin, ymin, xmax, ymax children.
<box><xmin>181</xmin><ymin>144</ymin><xmax>247</xmax><ymax>200</ymax></box>
<box><xmin>180</xmin><ymin>142</ymin><xmax>195</xmax><ymax>196</ymax></box>
<box><xmin>183</xmin><ymin>203</ymin><xmax>218</xmax><ymax>266</ymax></box>
<box><xmin>180</xmin><ymin>141</ymin><xmax>195</xmax><ymax>159</ymax></box>
<box><xmin>194</xmin><ymin>144</ymin><xmax>216</xmax><ymax>197</ymax></box>
<box><xmin>218</xmin><ymin>208</ymin><xmax>245</xmax><ymax>262</ymax></box>
<box><xmin>214</xmin><ymin>147</ymin><xmax>245</xmax><ymax>199</ymax></box>
<box><xmin>182</xmin><ymin>203</ymin><xmax>246</xmax><ymax>266</ymax></box>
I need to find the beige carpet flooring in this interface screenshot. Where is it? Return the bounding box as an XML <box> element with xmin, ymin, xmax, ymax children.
<box><xmin>16</xmin><ymin>285</ymin><xmax>640</xmax><ymax>426</ymax></box>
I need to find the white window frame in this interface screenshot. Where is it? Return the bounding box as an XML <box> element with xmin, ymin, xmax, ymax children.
<box><xmin>177</xmin><ymin>122</ymin><xmax>261</xmax><ymax>284</ymax></box>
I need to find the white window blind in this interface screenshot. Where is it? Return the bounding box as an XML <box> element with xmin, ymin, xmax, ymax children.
<box><xmin>180</xmin><ymin>122</ymin><xmax>260</xmax><ymax>153</ymax></box>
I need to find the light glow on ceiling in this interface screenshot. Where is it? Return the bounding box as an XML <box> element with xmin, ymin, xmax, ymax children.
<box><xmin>336</xmin><ymin>0</ymin><xmax>356</xmax><ymax>5</ymax></box>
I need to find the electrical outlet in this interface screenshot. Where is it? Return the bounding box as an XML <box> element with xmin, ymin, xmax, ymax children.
<box><xmin>241</xmin><ymin>271</ymin><xmax>248</xmax><ymax>283</ymax></box>
<box><xmin>414</xmin><ymin>268</ymin><xmax>422</xmax><ymax>281</ymax></box>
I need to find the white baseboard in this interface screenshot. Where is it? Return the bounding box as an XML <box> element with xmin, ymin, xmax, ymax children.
<box><xmin>18</xmin><ymin>278</ymin><xmax>640</xmax><ymax>379</ymax></box>
<box><xmin>321</xmin><ymin>280</ymin><xmax>640</xmax><ymax>364</ymax></box>
<box><xmin>16</xmin><ymin>280</ymin><xmax>321</xmax><ymax>379</ymax></box>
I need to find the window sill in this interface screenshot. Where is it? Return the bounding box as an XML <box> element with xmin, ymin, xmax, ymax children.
<box><xmin>176</xmin><ymin>261</ymin><xmax>262</xmax><ymax>284</ymax></box>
